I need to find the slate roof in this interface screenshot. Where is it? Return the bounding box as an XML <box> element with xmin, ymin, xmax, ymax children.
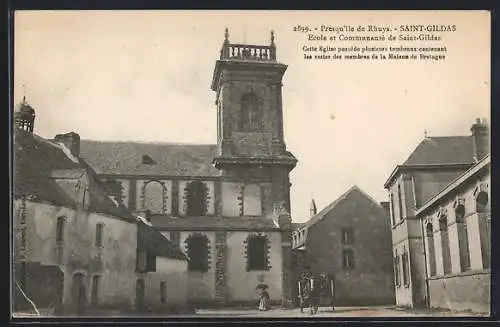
<box><xmin>136</xmin><ymin>219</ymin><xmax>187</xmax><ymax>260</ymax></box>
<box><xmin>302</xmin><ymin>185</ymin><xmax>385</xmax><ymax>229</ymax></box>
<box><xmin>79</xmin><ymin>140</ymin><xmax>220</xmax><ymax>177</ymax></box>
<box><xmin>403</xmin><ymin>136</ymin><xmax>474</xmax><ymax>166</ymax></box>
<box><xmin>13</xmin><ymin>128</ymin><xmax>134</xmax><ymax>221</ymax></box>
<box><xmin>149</xmin><ymin>215</ymin><xmax>280</xmax><ymax>231</ymax></box>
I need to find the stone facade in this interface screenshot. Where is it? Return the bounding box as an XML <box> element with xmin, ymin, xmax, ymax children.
<box><xmin>418</xmin><ymin>157</ymin><xmax>490</xmax><ymax>313</ymax></box>
<box><xmin>291</xmin><ymin>186</ymin><xmax>396</xmax><ymax>306</ymax></box>
<box><xmin>12</xmin><ymin>199</ymin><xmax>138</xmax><ymax>313</ymax></box>
<box><xmin>384</xmin><ymin>119</ymin><xmax>490</xmax><ymax>313</ymax></box>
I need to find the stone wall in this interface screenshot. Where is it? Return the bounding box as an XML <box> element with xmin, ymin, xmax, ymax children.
<box><xmin>428</xmin><ymin>271</ymin><xmax>490</xmax><ymax>313</ymax></box>
<box><xmin>303</xmin><ymin>188</ymin><xmax>395</xmax><ymax>306</ymax></box>
<box><xmin>144</xmin><ymin>257</ymin><xmax>188</xmax><ymax>307</ymax></box>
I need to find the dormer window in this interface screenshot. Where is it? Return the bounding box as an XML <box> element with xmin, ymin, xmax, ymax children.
<box><xmin>142</xmin><ymin>154</ymin><xmax>155</xmax><ymax>165</ymax></box>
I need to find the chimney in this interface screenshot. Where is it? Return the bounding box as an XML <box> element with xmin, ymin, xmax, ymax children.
<box><xmin>470</xmin><ymin>118</ymin><xmax>489</xmax><ymax>161</ymax></box>
<box><xmin>54</xmin><ymin>132</ymin><xmax>80</xmax><ymax>156</ymax></box>
<box><xmin>380</xmin><ymin>201</ymin><xmax>390</xmax><ymax>213</ymax></box>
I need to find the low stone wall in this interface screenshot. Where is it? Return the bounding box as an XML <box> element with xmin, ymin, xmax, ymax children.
<box><xmin>428</xmin><ymin>270</ymin><xmax>490</xmax><ymax>313</ymax></box>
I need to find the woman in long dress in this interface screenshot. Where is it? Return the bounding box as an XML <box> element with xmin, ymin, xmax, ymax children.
<box><xmin>258</xmin><ymin>289</ymin><xmax>271</xmax><ymax>311</ymax></box>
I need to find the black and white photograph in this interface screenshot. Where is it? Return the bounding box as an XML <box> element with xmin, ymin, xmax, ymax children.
<box><xmin>11</xmin><ymin>10</ymin><xmax>491</xmax><ymax>319</ymax></box>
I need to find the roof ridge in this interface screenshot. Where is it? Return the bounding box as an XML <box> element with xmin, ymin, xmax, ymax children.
<box><xmin>80</xmin><ymin>139</ymin><xmax>217</xmax><ymax>146</ymax></box>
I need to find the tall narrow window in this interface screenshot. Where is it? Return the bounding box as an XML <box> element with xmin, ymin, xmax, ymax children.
<box><xmin>91</xmin><ymin>275</ymin><xmax>100</xmax><ymax>305</ymax></box>
<box><xmin>394</xmin><ymin>255</ymin><xmax>401</xmax><ymax>287</ymax></box>
<box><xmin>389</xmin><ymin>194</ymin><xmax>396</xmax><ymax>225</ymax></box>
<box><xmin>56</xmin><ymin>217</ymin><xmax>65</xmax><ymax>242</ymax></box>
<box><xmin>425</xmin><ymin>222</ymin><xmax>436</xmax><ymax>276</ymax></box>
<box><xmin>247</xmin><ymin>235</ymin><xmax>268</xmax><ymax>271</ymax></box>
<box><xmin>439</xmin><ymin>212</ymin><xmax>451</xmax><ymax>275</ymax></box>
<box><xmin>160</xmin><ymin>281</ymin><xmax>166</xmax><ymax>304</ymax></box>
<box><xmin>95</xmin><ymin>223</ymin><xmax>104</xmax><ymax>247</ymax></box>
<box><xmin>341</xmin><ymin>228</ymin><xmax>354</xmax><ymax>245</ymax></box>
<box><xmin>185</xmin><ymin>181</ymin><xmax>209</xmax><ymax>217</ymax></box>
<box><xmin>240</xmin><ymin>93</ymin><xmax>262</xmax><ymax>131</ymax></box>
<box><xmin>402</xmin><ymin>251</ymin><xmax>410</xmax><ymax>286</ymax></box>
<box><xmin>342</xmin><ymin>249</ymin><xmax>355</xmax><ymax>270</ymax></box>
<box><xmin>475</xmin><ymin>189</ymin><xmax>490</xmax><ymax>269</ymax></box>
<box><xmin>187</xmin><ymin>235</ymin><xmax>209</xmax><ymax>272</ymax></box>
<box><xmin>455</xmin><ymin>203</ymin><xmax>471</xmax><ymax>272</ymax></box>
<box><xmin>397</xmin><ymin>184</ymin><xmax>404</xmax><ymax>221</ymax></box>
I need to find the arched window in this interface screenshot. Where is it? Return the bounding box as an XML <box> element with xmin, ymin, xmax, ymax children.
<box><xmin>402</xmin><ymin>251</ymin><xmax>410</xmax><ymax>286</ymax></box>
<box><xmin>243</xmin><ymin>184</ymin><xmax>262</xmax><ymax>216</ymax></box>
<box><xmin>425</xmin><ymin>222</ymin><xmax>436</xmax><ymax>276</ymax></box>
<box><xmin>476</xmin><ymin>191</ymin><xmax>489</xmax><ymax>213</ymax></box>
<box><xmin>144</xmin><ymin>180</ymin><xmax>165</xmax><ymax>214</ymax></box>
<box><xmin>186</xmin><ymin>234</ymin><xmax>210</xmax><ymax>272</ymax></box>
<box><xmin>185</xmin><ymin>181</ymin><xmax>209</xmax><ymax>216</ymax></box>
<box><xmin>240</xmin><ymin>93</ymin><xmax>262</xmax><ymax>131</ymax></box>
<box><xmin>246</xmin><ymin>235</ymin><xmax>269</xmax><ymax>271</ymax></box>
<box><xmin>438</xmin><ymin>211</ymin><xmax>452</xmax><ymax>275</ymax></box>
<box><xmin>454</xmin><ymin>203</ymin><xmax>471</xmax><ymax>271</ymax></box>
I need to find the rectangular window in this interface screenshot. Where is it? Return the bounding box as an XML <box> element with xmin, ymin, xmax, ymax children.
<box><xmin>91</xmin><ymin>275</ymin><xmax>100</xmax><ymax>305</ymax></box>
<box><xmin>397</xmin><ymin>185</ymin><xmax>404</xmax><ymax>221</ymax></box>
<box><xmin>402</xmin><ymin>252</ymin><xmax>410</xmax><ymax>287</ymax></box>
<box><xmin>95</xmin><ymin>223</ymin><xmax>104</xmax><ymax>247</ymax></box>
<box><xmin>247</xmin><ymin>236</ymin><xmax>268</xmax><ymax>271</ymax></box>
<box><xmin>390</xmin><ymin>194</ymin><xmax>396</xmax><ymax>225</ymax></box>
<box><xmin>341</xmin><ymin>228</ymin><xmax>354</xmax><ymax>245</ymax></box>
<box><xmin>342</xmin><ymin>249</ymin><xmax>355</xmax><ymax>270</ymax></box>
<box><xmin>394</xmin><ymin>256</ymin><xmax>401</xmax><ymax>287</ymax></box>
<box><xmin>160</xmin><ymin>281</ymin><xmax>166</xmax><ymax>304</ymax></box>
<box><xmin>56</xmin><ymin>217</ymin><xmax>65</xmax><ymax>242</ymax></box>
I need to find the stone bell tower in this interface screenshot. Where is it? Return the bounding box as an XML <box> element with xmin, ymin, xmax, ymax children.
<box><xmin>211</xmin><ymin>29</ymin><xmax>297</xmax><ymax>307</ymax></box>
<box><xmin>211</xmin><ymin>29</ymin><xmax>297</xmax><ymax>214</ymax></box>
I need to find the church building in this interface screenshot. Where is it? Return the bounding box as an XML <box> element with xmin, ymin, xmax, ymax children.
<box><xmin>78</xmin><ymin>30</ymin><xmax>298</xmax><ymax>306</ymax></box>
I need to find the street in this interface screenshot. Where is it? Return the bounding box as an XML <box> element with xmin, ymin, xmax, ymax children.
<box><xmin>193</xmin><ymin>306</ymin><xmax>488</xmax><ymax>318</ymax></box>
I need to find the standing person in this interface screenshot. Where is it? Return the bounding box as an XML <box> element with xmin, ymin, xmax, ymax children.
<box><xmin>258</xmin><ymin>287</ymin><xmax>271</xmax><ymax>311</ymax></box>
<box><xmin>309</xmin><ymin>277</ymin><xmax>320</xmax><ymax>315</ymax></box>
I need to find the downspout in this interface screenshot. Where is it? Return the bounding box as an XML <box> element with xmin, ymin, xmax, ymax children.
<box><xmin>412</xmin><ymin>176</ymin><xmax>430</xmax><ymax>310</ymax></box>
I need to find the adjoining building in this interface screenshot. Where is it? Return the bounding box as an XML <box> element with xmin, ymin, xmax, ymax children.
<box><xmin>77</xmin><ymin>30</ymin><xmax>298</xmax><ymax>307</ymax></box>
<box><xmin>384</xmin><ymin>118</ymin><xmax>490</xmax><ymax>313</ymax></box>
<box><xmin>12</xmin><ymin>98</ymin><xmax>188</xmax><ymax>316</ymax></box>
<box><xmin>291</xmin><ymin>186</ymin><xmax>395</xmax><ymax>306</ymax></box>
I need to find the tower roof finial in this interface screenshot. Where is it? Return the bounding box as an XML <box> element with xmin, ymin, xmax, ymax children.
<box><xmin>224</xmin><ymin>28</ymin><xmax>229</xmax><ymax>43</ymax></box>
<box><xmin>270</xmin><ymin>30</ymin><xmax>275</xmax><ymax>46</ymax></box>
<box><xmin>22</xmin><ymin>84</ymin><xmax>27</xmax><ymax>103</ymax></box>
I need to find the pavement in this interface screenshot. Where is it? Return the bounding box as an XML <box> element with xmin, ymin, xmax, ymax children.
<box><xmin>13</xmin><ymin>306</ymin><xmax>489</xmax><ymax>318</ymax></box>
<box><xmin>193</xmin><ymin>306</ymin><xmax>489</xmax><ymax>318</ymax></box>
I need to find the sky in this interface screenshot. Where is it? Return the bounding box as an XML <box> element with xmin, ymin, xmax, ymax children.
<box><xmin>13</xmin><ymin>10</ymin><xmax>490</xmax><ymax>222</ymax></box>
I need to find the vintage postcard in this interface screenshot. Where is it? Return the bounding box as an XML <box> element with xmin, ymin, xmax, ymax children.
<box><xmin>11</xmin><ymin>10</ymin><xmax>491</xmax><ymax>319</ymax></box>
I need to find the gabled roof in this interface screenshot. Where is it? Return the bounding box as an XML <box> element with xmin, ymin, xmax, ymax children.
<box><xmin>416</xmin><ymin>154</ymin><xmax>491</xmax><ymax>216</ymax></box>
<box><xmin>149</xmin><ymin>215</ymin><xmax>280</xmax><ymax>231</ymax></box>
<box><xmin>384</xmin><ymin>136</ymin><xmax>475</xmax><ymax>188</ymax></box>
<box><xmin>13</xmin><ymin>129</ymin><xmax>135</xmax><ymax>221</ymax></box>
<box><xmin>302</xmin><ymin>185</ymin><xmax>385</xmax><ymax>229</ymax></box>
<box><xmin>403</xmin><ymin>136</ymin><xmax>474</xmax><ymax>166</ymax></box>
<box><xmin>79</xmin><ymin>140</ymin><xmax>220</xmax><ymax>177</ymax></box>
<box><xmin>136</xmin><ymin>219</ymin><xmax>187</xmax><ymax>260</ymax></box>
